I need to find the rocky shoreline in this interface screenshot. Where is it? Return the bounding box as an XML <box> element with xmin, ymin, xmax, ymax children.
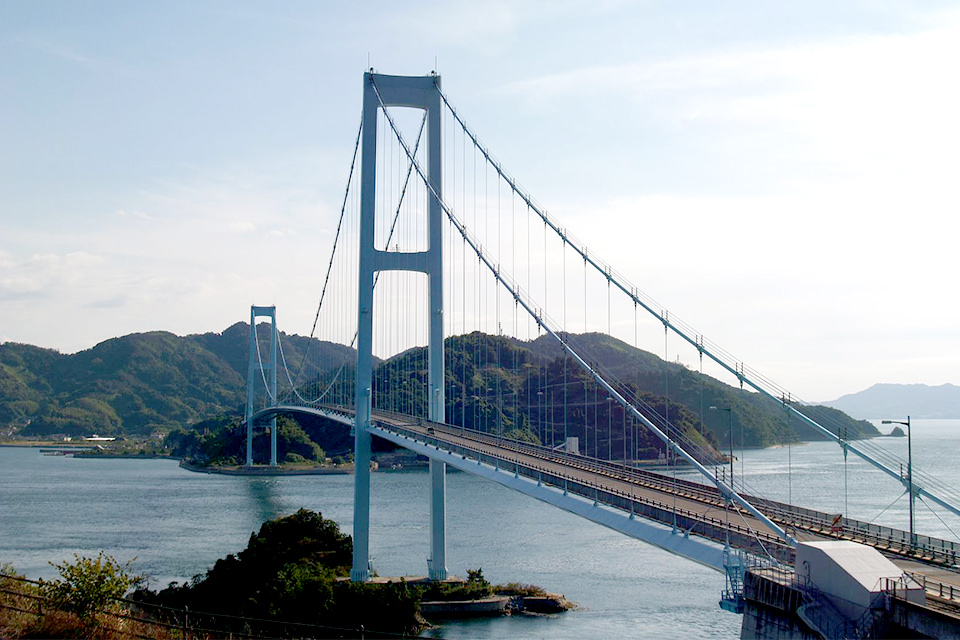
<box><xmin>178</xmin><ymin>459</ymin><xmax>353</xmax><ymax>475</ymax></box>
<box><xmin>357</xmin><ymin>575</ymin><xmax>576</xmax><ymax>620</ymax></box>
<box><xmin>420</xmin><ymin>593</ymin><xmax>575</xmax><ymax>618</ymax></box>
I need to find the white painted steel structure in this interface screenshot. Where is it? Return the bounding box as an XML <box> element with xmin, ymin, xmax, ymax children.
<box><xmin>353</xmin><ymin>72</ymin><xmax>447</xmax><ymax>582</ymax></box>
<box><xmin>251</xmin><ymin>404</ymin><xmax>728</xmax><ymax>572</ymax></box>
<box><xmin>245</xmin><ymin>305</ymin><xmax>278</xmax><ymax>467</ymax></box>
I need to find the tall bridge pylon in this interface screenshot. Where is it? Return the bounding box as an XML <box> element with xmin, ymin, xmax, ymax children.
<box><xmin>245</xmin><ymin>305</ymin><xmax>278</xmax><ymax>467</ymax></box>
<box><xmin>353</xmin><ymin>72</ymin><xmax>447</xmax><ymax>582</ymax></box>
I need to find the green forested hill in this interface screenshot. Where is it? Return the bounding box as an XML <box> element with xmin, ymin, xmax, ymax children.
<box><xmin>394</xmin><ymin>331</ymin><xmax>878</xmax><ymax>453</ymax></box>
<box><xmin>524</xmin><ymin>332</ymin><xmax>879</xmax><ymax>446</ymax></box>
<box><xmin>0</xmin><ymin>326</ymin><xmax>878</xmax><ymax>449</ymax></box>
<box><xmin>0</xmin><ymin>324</ymin><xmax>372</xmax><ymax>438</ymax></box>
<box><xmin>1</xmin><ymin>332</ymin><xmax>245</xmax><ymax>436</ymax></box>
<box><xmin>192</xmin><ymin>322</ymin><xmax>362</xmax><ymax>382</ymax></box>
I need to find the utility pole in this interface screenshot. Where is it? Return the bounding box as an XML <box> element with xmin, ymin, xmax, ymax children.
<box><xmin>882</xmin><ymin>416</ymin><xmax>914</xmax><ymax>547</ymax></box>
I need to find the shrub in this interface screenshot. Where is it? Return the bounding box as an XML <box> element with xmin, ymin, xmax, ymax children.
<box><xmin>0</xmin><ymin>564</ymin><xmax>40</xmax><ymax>636</ymax></box>
<box><xmin>494</xmin><ymin>582</ymin><xmax>547</xmax><ymax>597</ymax></box>
<box><xmin>39</xmin><ymin>552</ymin><xmax>142</xmax><ymax>621</ymax></box>
<box><xmin>420</xmin><ymin>567</ymin><xmax>493</xmax><ymax>601</ymax></box>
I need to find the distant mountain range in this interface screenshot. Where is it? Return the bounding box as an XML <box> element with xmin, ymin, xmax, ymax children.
<box><xmin>822</xmin><ymin>383</ymin><xmax>960</xmax><ymax>420</ymax></box>
<box><xmin>0</xmin><ymin>323</ymin><xmax>358</xmax><ymax>437</ymax></box>
<box><xmin>0</xmin><ymin>325</ymin><xmax>879</xmax><ymax>449</ymax></box>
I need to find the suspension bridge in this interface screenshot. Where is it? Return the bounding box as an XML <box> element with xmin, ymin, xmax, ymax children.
<box><xmin>243</xmin><ymin>72</ymin><xmax>960</xmax><ymax>636</ymax></box>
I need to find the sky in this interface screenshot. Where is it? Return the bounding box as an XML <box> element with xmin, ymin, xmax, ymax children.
<box><xmin>2</xmin><ymin>1</ymin><xmax>960</xmax><ymax>402</ymax></box>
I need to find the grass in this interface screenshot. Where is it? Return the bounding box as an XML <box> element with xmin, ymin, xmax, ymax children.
<box><xmin>1</xmin><ymin>568</ymin><xmax>175</xmax><ymax>640</ymax></box>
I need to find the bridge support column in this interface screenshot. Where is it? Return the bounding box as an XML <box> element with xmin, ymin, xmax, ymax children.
<box><xmin>428</xmin><ymin>458</ymin><xmax>448</xmax><ymax>580</ymax></box>
<box><xmin>245</xmin><ymin>305</ymin><xmax>278</xmax><ymax>467</ymax></box>
<box><xmin>351</xmin><ymin>388</ymin><xmax>373</xmax><ymax>582</ymax></box>
<box><xmin>352</xmin><ymin>72</ymin><xmax>446</xmax><ymax>581</ymax></box>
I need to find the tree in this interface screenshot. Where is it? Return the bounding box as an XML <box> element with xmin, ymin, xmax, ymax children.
<box><xmin>40</xmin><ymin>552</ymin><xmax>142</xmax><ymax>621</ymax></box>
<box><xmin>134</xmin><ymin>509</ymin><xmax>425</xmax><ymax>637</ymax></box>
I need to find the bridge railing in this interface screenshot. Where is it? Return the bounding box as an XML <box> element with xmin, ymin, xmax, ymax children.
<box><xmin>636</xmin><ymin>464</ymin><xmax>960</xmax><ymax>565</ymax></box>
<box><xmin>743</xmin><ymin>494</ymin><xmax>960</xmax><ymax>566</ymax></box>
<box><xmin>366</xmin><ymin>408</ymin><xmax>960</xmax><ymax>566</ymax></box>
<box><xmin>435</xmin><ymin>418</ymin><xmax>959</xmax><ymax>561</ymax></box>
<box><xmin>375</xmin><ymin>418</ymin><xmax>795</xmax><ymax>564</ymax></box>
<box><xmin>903</xmin><ymin>572</ymin><xmax>960</xmax><ymax>606</ymax></box>
<box><xmin>839</xmin><ymin>519</ymin><xmax>959</xmax><ymax>564</ymax></box>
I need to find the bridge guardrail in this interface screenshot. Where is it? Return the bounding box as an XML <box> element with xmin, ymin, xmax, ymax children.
<box><xmin>365</xmin><ymin>409</ymin><xmax>960</xmax><ymax>567</ymax></box>
<box><xmin>450</xmin><ymin>421</ymin><xmax>957</xmax><ymax>558</ymax></box>
<box><xmin>903</xmin><ymin>572</ymin><xmax>960</xmax><ymax>606</ymax></box>
<box><xmin>747</xmin><ymin>494</ymin><xmax>960</xmax><ymax>566</ymax></box>
<box><xmin>376</xmin><ymin>420</ymin><xmax>795</xmax><ymax>564</ymax></box>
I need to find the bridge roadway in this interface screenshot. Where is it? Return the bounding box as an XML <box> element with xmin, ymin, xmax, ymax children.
<box><xmin>268</xmin><ymin>402</ymin><xmax>960</xmax><ymax>605</ymax></box>
<box><xmin>360</xmin><ymin>408</ymin><xmax>960</xmax><ymax>606</ymax></box>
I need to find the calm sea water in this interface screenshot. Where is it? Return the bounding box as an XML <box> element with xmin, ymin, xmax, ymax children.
<box><xmin>2</xmin><ymin>420</ymin><xmax>959</xmax><ymax>638</ymax></box>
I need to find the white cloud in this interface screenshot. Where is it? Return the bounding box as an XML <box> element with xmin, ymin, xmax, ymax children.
<box><xmin>229</xmin><ymin>221</ymin><xmax>256</xmax><ymax>233</ymax></box>
<box><xmin>499</xmin><ymin>22</ymin><xmax>960</xmax><ymax>190</ymax></box>
<box><xmin>474</xmin><ymin>17</ymin><xmax>960</xmax><ymax>400</ymax></box>
<box><xmin>0</xmin><ymin>148</ymin><xmax>340</xmax><ymax>352</ymax></box>
<box><xmin>117</xmin><ymin>209</ymin><xmax>153</xmax><ymax>220</ymax></box>
<box><xmin>0</xmin><ymin>251</ymin><xmax>105</xmax><ymax>299</ymax></box>
<box><xmin>553</xmin><ymin>180</ymin><xmax>960</xmax><ymax>400</ymax></box>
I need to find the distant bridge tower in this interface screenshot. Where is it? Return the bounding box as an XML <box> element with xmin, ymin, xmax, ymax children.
<box><xmin>353</xmin><ymin>72</ymin><xmax>446</xmax><ymax>582</ymax></box>
<box><xmin>245</xmin><ymin>305</ymin><xmax>278</xmax><ymax>467</ymax></box>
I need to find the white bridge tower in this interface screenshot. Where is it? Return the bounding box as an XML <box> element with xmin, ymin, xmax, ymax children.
<box><xmin>352</xmin><ymin>72</ymin><xmax>447</xmax><ymax>582</ymax></box>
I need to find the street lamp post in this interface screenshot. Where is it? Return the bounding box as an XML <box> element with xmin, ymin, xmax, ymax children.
<box><xmin>582</xmin><ymin>380</ymin><xmax>589</xmax><ymax>458</ymax></box>
<box><xmin>710</xmin><ymin>404</ymin><xmax>736</xmax><ymax>582</ymax></box>
<box><xmin>710</xmin><ymin>406</ymin><xmax>734</xmax><ymax>487</ymax></box>
<box><xmin>607</xmin><ymin>397</ymin><xmax>613</xmax><ymax>461</ymax></box>
<box><xmin>546</xmin><ymin>390</ymin><xmax>552</xmax><ymax>448</ymax></box>
<box><xmin>537</xmin><ymin>391</ymin><xmax>543</xmax><ymax>444</ymax></box>
<box><xmin>882</xmin><ymin>416</ymin><xmax>914</xmax><ymax>547</ymax></box>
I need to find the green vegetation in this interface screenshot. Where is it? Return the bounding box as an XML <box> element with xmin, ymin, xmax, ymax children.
<box><xmin>165</xmin><ymin>415</ymin><xmax>330</xmax><ymax>467</ymax></box>
<box><xmin>40</xmin><ymin>552</ymin><xmax>143</xmax><ymax>622</ymax></box>
<box><xmin>0</xmin><ymin>323</ymin><xmax>878</xmax><ymax>452</ymax></box>
<box><xmin>0</xmin><ymin>332</ymin><xmax>244</xmax><ymax>438</ymax></box>
<box><xmin>0</xmin><ymin>323</ymin><xmax>356</xmax><ymax>440</ymax></box>
<box><xmin>133</xmin><ymin>509</ymin><xmax>425</xmax><ymax>636</ymax></box>
<box><xmin>366</xmin><ymin>331</ymin><xmax>877</xmax><ymax>455</ymax></box>
<box><xmin>494</xmin><ymin>582</ymin><xmax>548</xmax><ymax>597</ymax></box>
<box><xmin>421</xmin><ymin>568</ymin><xmax>493</xmax><ymax>602</ymax></box>
<box><xmin>1</xmin><ymin>557</ymin><xmax>156</xmax><ymax>639</ymax></box>
<box><xmin>1</xmin><ymin>511</ymin><xmax>569</xmax><ymax>639</ymax></box>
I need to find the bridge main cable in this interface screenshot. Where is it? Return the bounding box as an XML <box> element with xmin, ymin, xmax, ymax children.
<box><xmin>436</xmin><ymin>85</ymin><xmax>960</xmax><ymax>522</ymax></box>
<box><xmin>370</xmin><ymin>74</ymin><xmax>797</xmax><ymax>550</ymax></box>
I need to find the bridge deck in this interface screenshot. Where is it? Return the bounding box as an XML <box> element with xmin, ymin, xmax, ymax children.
<box><xmin>264</xmin><ymin>403</ymin><xmax>960</xmax><ymax>599</ymax></box>
<box><xmin>368</xmin><ymin>409</ymin><xmax>960</xmax><ymax>593</ymax></box>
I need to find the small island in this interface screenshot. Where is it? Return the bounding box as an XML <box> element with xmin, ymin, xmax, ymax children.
<box><xmin>0</xmin><ymin>509</ymin><xmax>572</xmax><ymax>639</ymax></box>
<box><xmin>131</xmin><ymin>509</ymin><xmax>572</xmax><ymax>637</ymax></box>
